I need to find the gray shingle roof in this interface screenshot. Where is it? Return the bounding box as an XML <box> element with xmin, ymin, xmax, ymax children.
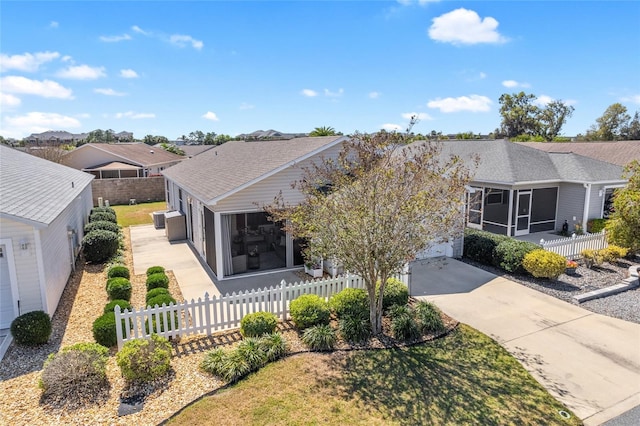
<box><xmin>0</xmin><ymin>145</ymin><xmax>94</xmax><ymax>227</ymax></box>
<box><xmin>65</xmin><ymin>143</ymin><xmax>184</xmax><ymax>168</ymax></box>
<box><xmin>162</xmin><ymin>136</ymin><xmax>346</xmax><ymax>203</ymax></box>
<box><xmin>517</xmin><ymin>141</ymin><xmax>640</xmax><ymax>167</ymax></box>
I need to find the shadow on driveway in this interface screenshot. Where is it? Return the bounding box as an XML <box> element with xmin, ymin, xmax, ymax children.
<box><xmin>409</xmin><ymin>257</ymin><xmax>497</xmax><ymax>296</ymax></box>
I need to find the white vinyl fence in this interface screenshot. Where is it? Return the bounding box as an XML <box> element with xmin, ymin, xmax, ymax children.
<box><xmin>114</xmin><ymin>270</ymin><xmax>408</xmax><ymax>350</ymax></box>
<box><xmin>540</xmin><ymin>230</ymin><xmax>608</xmax><ymax>260</ymax></box>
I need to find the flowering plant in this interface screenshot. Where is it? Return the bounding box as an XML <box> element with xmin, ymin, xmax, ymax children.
<box><xmin>566</xmin><ymin>260</ymin><xmax>578</xmax><ymax>268</ymax></box>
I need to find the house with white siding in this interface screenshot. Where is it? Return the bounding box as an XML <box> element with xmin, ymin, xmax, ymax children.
<box><xmin>0</xmin><ymin>145</ymin><xmax>94</xmax><ymax>341</ymax></box>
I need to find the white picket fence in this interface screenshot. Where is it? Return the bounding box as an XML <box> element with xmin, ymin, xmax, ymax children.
<box><xmin>540</xmin><ymin>230</ymin><xmax>608</xmax><ymax>260</ymax></box>
<box><xmin>114</xmin><ymin>271</ymin><xmax>407</xmax><ymax>350</ymax></box>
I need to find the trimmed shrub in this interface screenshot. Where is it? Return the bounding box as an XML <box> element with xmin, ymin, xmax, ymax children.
<box><xmin>116</xmin><ymin>334</ymin><xmax>172</xmax><ymax>383</ymax></box>
<box><xmin>85</xmin><ymin>220</ymin><xmax>120</xmax><ymax>234</ymax></box>
<box><xmin>463</xmin><ymin>229</ymin><xmax>510</xmax><ymax>265</ymax></box>
<box><xmin>240</xmin><ymin>311</ymin><xmax>278</xmax><ymax>337</ymax></box>
<box><xmin>104</xmin><ymin>299</ymin><xmax>132</xmax><ymax>314</ymax></box>
<box><xmin>493</xmin><ymin>239</ymin><xmax>541</xmax><ymax>274</ymax></box>
<box><xmin>381</xmin><ymin>278</ymin><xmax>409</xmax><ymax>310</ymax></box>
<box><xmin>338</xmin><ymin>316</ymin><xmax>370</xmax><ymax>344</ymax></box>
<box><xmin>146</xmin><ymin>288</ymin><xmax>171</xmax><ymax>302</ymax></box>
<box><xmin>301</xmin><ymin>324</ymin><xmax>336</xmax><ymax>351</ymax></box>
<box><xmin>146</xmin><ymin>294</ymin><xmax>177</xmax><ymax>308</ymax></box>
<box><xmin>587</xmin><ymin>218</ymin><xmax>608</xmax><ymax>233</ymax></box>
<box><xmin>602</xmin><ymin>245</ymin><xmax>629</xmax><ymax>263</ymax></box>
<box><xmin>390</xmin><ymin>307</ymin><xmax>419</xmax><ymax>341</ymax></box>
<box><xmin>581</xmin><ymin>249</ymin><xmax>604</xmax><ymax>269</ymax></box>
<box><xmin>522</xmin><ymin>249</ymin><xmax>566</xmax><ymax>279</ymax></box>
<box><xmin>83</xmin><ymin>230</ymin><xmax>119</xmax><ymax>263</ymax></box>
<box><xmin>330</xmin><ymin>288</ymin><xmax>369</xmax><ymax>320</ymax></box>
<box><xmin>415</xmin><ymin>301</ymin><xmax>445</xmax><ymax>334</ymax></box>
<box><xmin>146</xmin><ymin>266</ymin><xmax>166</xmax><ymax>276</ymax></box>
<box><xmin>107</xmin><ymin>265</ymin><xmax>130</xmax><ymax>279</ymax></box>
<box><xmin>258</xmin><ymin>333</ymin><xmax>288</xmax><ymax>362</ymax></box>
<box><xmin>89</xmin><ymin>211</ymin><xmax>117</xmax><ymax>224</ymax></box>
<box><xmin>92</xmin><ymin>312</ymin><xmax>128</xmax><ymax>347</ymax></box>
<box><xmin>91</xmin><ymin>206</ymin><xmax>116</xmax><ymax>216</ymax></box>
<box><xmin>289</xmin><ymin>294</ymin><xmax>330</xmax><ymax>330</ymax></box>
<box><xmin>106</xmin><ymin>277</ymin><xmax>132</xmax><ymax>301</ymax></box>
<box><xmin>40</xmin><ymin>343</ymin><xmax>109</xmax><ymax>405</ymax></box>
<box><xmin>146</xmin><ymin>272</ymin><xmax>169</xmax><ymax>291</ymax></box>
<box><xmin>10</xmin><ymin>311</ymin><xmax>52</xmax><ymax>345</ymax></box>
<box><xmin>236</xmin><ymin>338</ymin><xmax>267</xmax><ymax>371</ymax></box>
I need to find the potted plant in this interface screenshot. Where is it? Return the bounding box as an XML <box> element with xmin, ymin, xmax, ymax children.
<box><xmin>565</xmin><ymin>259</ymin><xmax>578</xmax><ymax>275</ymax></box>
<box><xmin>304</xmin><ymin>257</ymin><xmax>323</xmax><ymax>278</ymax></box>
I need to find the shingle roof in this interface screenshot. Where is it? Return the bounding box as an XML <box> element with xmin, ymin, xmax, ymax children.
<box><xmin>0</xmin><ymin>145</ymin><xmax>94</xmax><ymax>227</ymax></box>
<box><xmin>517</xmin><ymin>141</ymin><xmax>640</xmax><ymax>167</ymax></box>
<box><xmin>162</xmin><ymin>136</ymin><xmax>346</xmax><ymax>203</ymax></box>
<box><xmin>67</xmin><ymin>143</ymin><xmax>184</xmax><ymax>167</ymax></box>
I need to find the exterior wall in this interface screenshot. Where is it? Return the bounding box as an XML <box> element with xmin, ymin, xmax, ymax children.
<box><xmin>588</xmin><ymin>184</ymin><xmax>608</xmax><ymax>220</ymax></box>
<box><xmin>91</xmin><ymin>177</ymin><xmax>166</xmax><ymax>206</ymax></box>
<box><xmin>452</xmin><ymin>236</ymin><xmax>463</xmax><ymax>258</ymax></box>
<box><xmin>0</xmin><ymin>218</ymin><xmax>42</xmax><ymax>314</ymax></box>
<box><xmin>556</xmin><ymin>183</ymin><xmax>586</xmax><ymax>231</ymax></box>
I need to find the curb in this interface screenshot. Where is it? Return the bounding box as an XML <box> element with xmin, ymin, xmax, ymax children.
<box><xmin>574</xmin><ymin>264</ymin><xmax>640</xmax><ymax>303</ymax></box>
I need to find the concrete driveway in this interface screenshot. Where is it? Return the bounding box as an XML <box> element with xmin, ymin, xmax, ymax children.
<box><xmin>410</xmin><ymin>257</ymin><xmax>640</xmax><ymax>425</ymax></box>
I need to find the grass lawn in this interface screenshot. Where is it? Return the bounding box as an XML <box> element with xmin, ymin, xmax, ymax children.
<box><xmin>168</xmin><ymin>325</ymin><xmax>580</xmax><ymax>425</ymax></box>
<box><xmin>111</xmin><ymin>201</ymin><xmax>167</xmax><ymax>227</ymax></box>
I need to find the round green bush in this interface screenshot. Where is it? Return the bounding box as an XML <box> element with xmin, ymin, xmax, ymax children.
<box><xmin>104</xmin><ymin>300</ymin><xmax>132</xmax><ymax>314</ymax></box>
<box><xmin>91</xmin><ymin>206</ymin><xmax>116</xmax><ymax>216</ymax></box>
<box><xmin>84</xmin><ymin>220</ymin><xmax>120</xmax><ymax>234</ymax></box>
<box><xmin>92</xmin><ymin>312</ymin><xmax>128</xmax><ymax>347</ymax></box>
<box><xmin>414</xmin><ymin>301</ymin><xmax>445</xmax><ymax>334</ymax></box>
<box><xmin>146</xmin><ymin>294</ymin><xmax>177</xmax><ymax>308</ymax></box>
<box><xmin>116</xmin><ymin>334</ymin><xmax>172</xmax><ymax>383</ymax></box>
<box><xmin>329</xmin><ymin>288</ymin><xmax>369</xmax><ymax>320</ymax></box>
<box><xmin>463</xmin><ymin>229</ymin><xmax>510</xmax><ymax>265</ymax></box>
<box><xmin>107</xmin><ymin>265</ymin><xmax>130</xmax><ymax>279</ymax></box>
<box><xmin>338</xmin><ymin>316</ymin><xmax>370</xmax><ymax>343</ymax></box>
<box><xmin>301</xmin><ymin>324</ymin><xmax>336</xmax><ymax>351</ymax></box>
<box><xmin>89</xmin><ymin>211</ymin><xmax>117</xmax><ymax>224</ymax></box>
<box><xmin>381</xmin><ymin>278</ymin><xmax>409</xmax><ymax>310</ymax></box>
<box><xmin>146</xmin><ymin>288</ymin><xmax>171</xmax><ymax>302</ymax></box>
<box><xmin>289</xmin><ymin>294</ymin><xmax>330</xmax><ymax>330</ymax></box>
<box><xmin>83</xmin><ymin>230</ymin><xmax>119</xmax><ymax>263</ymax></box>
<box><xmin>10</xmin><ymin>311</ymin><xmax>52</xmax><ymax>345</ymax></box>
<box><xmin>146</xmin><ymin>266</ymin><xmax>166</xmax><ymax>276</ymax></box>
<box><xmin>146</xmin><ymin>272</ymin><xmax>169</xmax><ymax>290</ymax></box>
<box><xmin>493</xmin><ymin>239</ymin><xmax>541</xmax><ymax>274</ymax></box>
<box><xmin>522</xmin><ymin>249</ymin><xmax>566</xmax><ymax>279</ymax></box>
<box><xmin>240</xmin><ymin>311</ymin><xmax>278</xmax><ymax>337</ymax></box>
<box><xmin>106</xmin><ymin>277</ymin><xmax>132</xmax><ymax>301</ymax></box>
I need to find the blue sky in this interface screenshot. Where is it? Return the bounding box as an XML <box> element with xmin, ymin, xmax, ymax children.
<box><xmin>1</xmin><ymin>1</ymin><xmax>639</xmax><ymax>140</ymax></box>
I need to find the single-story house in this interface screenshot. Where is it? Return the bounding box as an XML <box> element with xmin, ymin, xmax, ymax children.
<box><xmin>63</xmin><ymin>143</ymin><xmax>184</xmax><ymax>179</ymax></box>
<box><xmin>436</xmin><ymin>140</ymin><xmax>628</xmax><ymax>236</ymax></box>
<box><xmin>517</xmin><ymin>141</ymin><xmax>640</xmax><ymax>167</ymax></box>
<box><xmin>0</xmin><ymin>145</ymin><xmax>94</xmax><ymax>331</ymax></box>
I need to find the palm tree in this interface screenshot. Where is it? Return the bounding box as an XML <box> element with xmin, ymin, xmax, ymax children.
<box><xmin>309</xmin><ymin>126</ymin><xmax>338</xmax><ymax>137</ymax></box>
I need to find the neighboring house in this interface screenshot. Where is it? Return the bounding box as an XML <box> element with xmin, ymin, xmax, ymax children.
<box><xmin>236</xmin><ymin>129</ymin><xmax>308</xmax><ymax>141</ymax></box>
<box><xmin>433</xmin><ymin>140</ymin><xmax>627</xmax><ymax>236</ymax></box>
<box><xmin>26</xmin><ymin>130</ymin><xmax>87</xmax><ymax>145</ymax></box>
<box><xmin>517</xmin><ymin>141</ymin><xmax>640</xmax><ymax>167</ymax></box>
<box><xmin>0</xmin><ymin>145</ymin><xmax>94</xmax><ymax>330</ymax></box>
<box><xmin>173</xmin><ymin>145</ymin><xmax>214</xmax><ymax>158</ymax></box>
<box><xmin>63</xmin><ymin>143</ymin><xmax>184</xmax><ymax>179</ymax></box>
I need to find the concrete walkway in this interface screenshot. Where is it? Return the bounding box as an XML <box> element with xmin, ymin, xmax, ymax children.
<box><xmin>410</xmin><ymin>257</ymin><xmax>640</xmax><ymax>425</ymax></box>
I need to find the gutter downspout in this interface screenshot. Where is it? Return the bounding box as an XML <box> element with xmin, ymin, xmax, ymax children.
<box><xmin>582</xmin><ymin>183</ymin><xmax>591</xmax><ymax>231</ymax></box>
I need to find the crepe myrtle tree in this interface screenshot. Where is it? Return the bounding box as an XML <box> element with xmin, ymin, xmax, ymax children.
<box><xmin>265</xmin><ymin>127</ymin><xmax>475</xmax><ymax>334</ymax></box>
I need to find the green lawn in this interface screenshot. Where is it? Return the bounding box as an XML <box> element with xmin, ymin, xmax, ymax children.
<box><xmin>168</xmin><ymin>325</ymin><xmax>580</xmax><ymax>425</ymax></box>
<box><xmin>111</xmin><ymin>201</ymin><xmax>167</xmax><ymax>227</ymax></box>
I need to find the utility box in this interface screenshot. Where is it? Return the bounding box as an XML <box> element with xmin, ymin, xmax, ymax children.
<box><xmin>153</xmin><ymin>211</ymin><xmax>166</xmax><ymax>229</ymax></box>
<box><xmin>164</xmin><ymin>211</ymin><xmax>186</xmax><ymax>242</ymax></box>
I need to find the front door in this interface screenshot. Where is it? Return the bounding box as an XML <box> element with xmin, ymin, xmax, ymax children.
<box><xmin>466</xmin><ymin>187</ymin><xmax>483</xmax><ymax>230</ymax></box>
<box><xmin>515</xmin><ymin>191</ymin><xmax>532</xmax><ymax>236</ymax></box>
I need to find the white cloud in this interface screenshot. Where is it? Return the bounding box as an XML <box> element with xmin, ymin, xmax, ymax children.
<box><xmin>115</xmin><ymin>111</ymin><xmax>155</xmax><ymax>119</ymax></box>
<box><xmin>61</xmin><ymin>55</ymin><xmax>72</xmax><ymax>62</ymax></box>
<box><xmin>429</xmin><ymin>8</ymin><xmax>507</xmax><ymax>45</ymax></box>
<box><xmin>1</xmin><ymin>76</ymin><xmax>73</xmax><ymax>99</ymax></box>
<box><xmin>0</xmin><ymin>93</ymin><xmax>21</xmax><ymax>108</ymax></box>
<box><xmin>132</xmin><ymin>25</ymin><xmax>149</xmax><ymax>35</ymax></box>
<box><xmin>119</xmin><ymin>69</ymin><xmax>139</xmax><ymax>79</ymax></box>
<box><xmin>301</xmin><ymin>89</ymin><xmax>318</xmax><ymax>97</ymax></box>
<box><xmin>534</xmin><ymin>95</ymin><xmax>554</xmax><ymax>106</ymax></box>
<box><xmin>502</xmin><ymin>80</ymin><xmax>530</xmax><ymax>88</ymax></box>
<box><xmin>49</xmin><ymin>21</ymin><xmax>59</xmax><ymax>28</ymax></box>
<box><xmin>170</xmin><ymin>34</ymin><xmax>204</xmax><ymax>50</ymax></box>
<box><xmin>76</xmin><ymin>113</ymin><xmax>91</xmax><ymax>119</ymax></box>
<box><xmin>401</xmin><ymin>112</ymin><xmax>433</xmax><ymax>121</ymax></box>
<box><xmin>620</xmin><ymin>94</ymin><xmax>640</xmax><ymax>104</ymax></box>
<box><xmin>324</xmin><ymin>88</ymin><xmax>344</xmax><ymax>98</ymax></box>
<box><xmin>239</xmin><ymin>102</ymin><xmax>255</xmax><ymax>110</ymax></box>
<box><xmin>369</xmin><ymin>91</ymin><xmax>380</xmax><ymax>99</ymax></box>
<box><xmin>3</xmin><ymin>112</ymin><xmax>81</xmax><ymax>138</ymax></box>
<box><xmin>94</xmin><ymin>88</ymin><xmax>127</xmax><ymax>96</ymax></box>
<box><xmin>479</xmin><ymin>72</ymin><xmax>487</xmax><ymax>79</ymax></box>
<box><xmin>0</xmin><ymin>51</ymin><xmax>60</xmax><ymax>72</ymax></box>
<box><xmin>427</xmin><ymin>94</ymin><xmax>492</xmax><ymax>112</ymax></box>
<box><xmin>202</xmin><ymin>111</ymin><xmax>219</xmax><ymax>121</ymax></box>
<box><xmin>397</xmin><ymin>0</ymin><xmax>440</xmax><ymax>5</ymax></box>
<box><xmin>382</xmin><ymin>123</ymin><xmax>403</xmax><ymax>131</ymax></box>
<box><xmin>100</xmin><ymin>33</ymin><xmax>132</xmax><ymax>42</ymax></box>
<box><xmin>57</xmin><ymin>64</ymin><xmax>106</xmax><ymax>80</ymax></box>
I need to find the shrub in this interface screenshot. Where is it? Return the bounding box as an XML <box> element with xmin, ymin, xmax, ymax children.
<box><xmin>522</xmin><ymin>250</ymin><xmax>566</xmax><ymax>279</ymax></box>
<box><xmin>146</xmin><ymin>266</ymin><xmax>166</xmax><ymax>276</ymax></box>
<box><xmin>289</xmin><ymin>294</ymin><xmax>330</xmax><ymax>330</ymax></box>
<box><xmin>92</xmin><ymin>312</ymin><xmax>128</xmax><ymax>347</ymax></box>
<box><xmin>493</xmin><ymin>239</ymin><xmax>540</xmax><ymax>274</ymax></box>
<box><xmin>146</xmin><ymin>272</ymin><xmax>169</xmax><ymax>291</ymax></box>
<box><xmin>10</xmin><ymin>311</ymin><xmax>52</xmax><ymax>345</ymax></box>
<box><xmin>463</xmin><ymin>229</ymin><xmax>510</xmax><ymax>265</ymax></box>
<box><xmin>240</xmin><ymin>311</ymin><xmax>278</xmax><ymax>337</ymax></box>
<box><xmin>381</xmin><ymin>278</ymin><xmax>409</xmax><ymax>310</ymax></box>
<box><xmin>415</xmin><ymin>301</ymin><xmax>445</xmax><ymax>334</ymax></box>
<box><xmin>390</xmin><ymin>308</ymin><xmax>419</xmax><ymax>341</ymax></box>
<box><xmin>89</xmin><ymin>211</ymin><xmax>117</xmax><ymax>224</ymax></box>
<box><xmin>200</xmin><ymin>348</ymin><xmax>226</xmax><ymax>376</ymax></box>
<box><xmin>146</xmin><ymin>288</ymin><xmax>171</xmax><ymax>302</ymax></box>
<box><xmin>106</xmin><ymin>277</ymin><xmax>132</xmax><ymax>301</ymax></box>
<box><xmin>236</xmin><ymin>338</ymin><xmax>267</xmax><ymax>371</ymax></box>
<box><xmin>301</xmin><ymin>324</ymin><xmax>336</xmax><ymax>351</ymax></box>
<box><xmin>338</xmin><ymin>316</ymin><xmax>370</xmax><ymax>343</ymax></box>
<box><xmin>116</xmin><ymin>334</ymin><xmax>172</xmax><ymax>383</ymax></box>
<box><xmin>601</xmin><ymin>245</ymin><xmax>629</xmax><ymax>263</ymax></box>
<box><xmin>84</xmin><ymin>220</ymin><xmax>120</xmax><ymax>234</ymax></box>
<box><xmin>329</xmin><ymin>288</ymin><xmax>369</xmax><ymax>320</ymax></box>
<box><xmin>92</xmin><ymin>206</ymin><xmax>116</xmax><ymax>216</ymax></box>
<box><xmin>587</xmin><ymin>218</ymin><xmax>608</xmax><ymax>233</ymax></box>
<box><xmin>83</xmin><ymin>230</ymin><xmax>119</xmax><ymax>263</ymax></box>
<box><xmin>40</xmin><ymin>343</ymin><xmax>109</xmax><ymax>405</ymax></box>
<box><xmin>581</xmin><ymin>249</ymin><xmax>604</xmax><ymax>269</ymax></box>
<box><xmin>258</xmin><ymin>333</ymin><xmax>288</xmax><ymax>362</ymax></box>
<box><xmin>107</xmin><ymin>265</ymin><xmax>130</xmax><ymax>279</ymax></box>
<box><xmin>218</xmin><ymin>349</ymin><xmax>252</xmax><ymax>383</ymax></box>
<box><xmin>146</xmin><ymin>294</ymin><xmax>177</xmax><ymax>308</ymax></box>
<box><xmin>104</xmin><ymin>299</ymin><xmax>132</xmax><ymax>314</ymax></box>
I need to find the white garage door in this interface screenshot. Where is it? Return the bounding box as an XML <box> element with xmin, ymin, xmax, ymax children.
<box><xmin>416</xmin><ymin>241</ymin><xmax>454</xmax><ymax>260</ymax></box>
<box><xmin>0</xmin><ymin>244</ymin><xmax>17</xmax><ymax>329</ymax></box>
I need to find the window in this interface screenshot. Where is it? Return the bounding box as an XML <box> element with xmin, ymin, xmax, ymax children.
<box><xmin>603</xmin><ymin>188</ymin><xmax>617</xmax><ymax>218</ymax></box>
<box><xmin>178</xmin><ymin>189</ymin><xmax>183</xmax><ymax>213</ymax></box>
<box><xmin>485</xmin><ymin>189</ymin><xmax>504</xmax><ymax>205</ymax></box>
